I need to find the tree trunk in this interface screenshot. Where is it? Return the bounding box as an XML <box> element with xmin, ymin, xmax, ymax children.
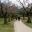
<box><xmin>11</xmin><ymin>15</ymin><xmax>13</xmax><ymax>20</ymax></box>
<box><xmin>8</xmin><ymin>16</ymin><xmax>10</xmax><ymax>22</ymax></box>
<box><xmin>27</xmin><ymin>16</ymin><xmax>31</xmax><ymax>23</ymax></box>
<box><xmin>23</xmin><ymin>14</ymin><xmax>24</xmax><ymax>20</ymax></box>
<box><xmin>4</xmin><ymin>18</ymin><xmax>7</xmax><ymax>24</ymax></box>
<box><xmin>4</xmin><ymin>16</ymin><xmax>7</xmax><ymax>24</ymax></box>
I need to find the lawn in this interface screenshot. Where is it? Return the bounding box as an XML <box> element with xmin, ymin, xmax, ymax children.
<box><xmin>25</xmin><ymin>17</ymin><xmax>32</xmax><ymax>28</ymax></box>
<box><xmin>0</xmin><ymin>18</ymin><xmax>14</xmax><ymax>32</ymax></box>
<box><xmin>21</xmin><ymin>17</ymin><xmax>32</xmax><ymax>28</ymax></box>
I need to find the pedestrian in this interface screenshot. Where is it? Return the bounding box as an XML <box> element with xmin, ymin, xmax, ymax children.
<box><xmin>18</xmin><ymin>17</ymin><xmax>20</xmax><ymax>21</ymax></box>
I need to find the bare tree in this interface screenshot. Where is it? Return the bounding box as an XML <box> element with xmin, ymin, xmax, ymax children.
<box><xmin>16</xmin><ymin>0</ymin><xmax>26</xmax><ymax>20</ymax></box>
<box><xmin>26</xmin><ymin>4</ymin><xmax>31</xmax><ymax>23</ymax></box>
<box><xmin>16</xmin><ymin>0</ymin><xmax>31</xmax><ymax>23</ymax></box>
<box><xmin>1</xmin><ymin>1</ymin><xmax>8</xmax><ymax>24</ymax></box>
<box><xmin>0</xmin><ymin>0</ymin><xmax>16</xmax><ymax>24</ymax></box>
<box><xmin>10</xmin><ymin>4</ymin><xmax>16</xmax><ymax>20</ymax></box>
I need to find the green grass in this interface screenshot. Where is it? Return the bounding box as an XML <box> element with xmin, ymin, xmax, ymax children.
<box><xmin>25</xmin><ymin>22</ymin><xmax>32</xmax><ymax>28</ymax></box>
<box><xmin>21</xmin><ymin>17</ymin><xmax>32</xmax><ymax>28</ymax></box>
<box><xmin>25</xmin><ymin>19</ymin><xmax>32</xmax><ymax>28</ymax></box>
<box><xmin>0</xmin><ymin>18</ymin><xmax>14</xmax><ymax>32</ymax></box>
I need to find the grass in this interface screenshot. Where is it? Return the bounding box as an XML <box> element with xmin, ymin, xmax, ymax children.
<box><xmin>25</xmin><ymin>18</ymin><xmax>32</xmax><ymax>28</ymax></box>
<box><xmin>0</xmin><ymin>18</ymin><xmax>14</xmax><ymax>32</ymax></box>
<box><xmin>21</xmin><ymin>17</ymin><xmax>32</xmax><ymax>28</ymax></box>
<box><xmin>25</xmin><ymin>22</ymin><xmax>32</xmax><ymax>28</ymax></box>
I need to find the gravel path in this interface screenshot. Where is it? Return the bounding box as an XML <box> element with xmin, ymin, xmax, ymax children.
<box><xmin>14</xmin><ymin>20</ymin><xmax>32</xmax><ymax>32</ymax></box>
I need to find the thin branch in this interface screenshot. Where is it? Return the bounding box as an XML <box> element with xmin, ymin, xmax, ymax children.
<box><xmin>16</xmin><ymin>0</ymin><xmax>24</xmax><ymax>7</ymax></box>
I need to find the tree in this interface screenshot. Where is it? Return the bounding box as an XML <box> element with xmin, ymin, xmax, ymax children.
<box><xmin>16</xmin><ymin>0</ymin><xmax>32</xmax><ymax>23</ymax></box>
<box><xmin>10</xmin><ymin>4</ymin><xmax>16</xmax><ymax>20</ymax></box>
<box><xmin>1</xmin><ymin>3</ymin><xmax>8</xmax><ymax>24</ymax></box>
<box><xmin>26</xmin><ymin>7</ymin><xmax>31</xmax><ymax>23</ymax></box>
<box><xmin>6</xmin><ymin>2</ymin><xmax>16</xmax><ymax>21</ymax></box>
<box><xmin>16</xmin><ymin>0</ymin><xmax>26</xmax><ymax>20</ymax></box>
<box><xmin>0</xmin><ymin>0</ymin><xmax>16</xmax><ymax>24</ymax></box>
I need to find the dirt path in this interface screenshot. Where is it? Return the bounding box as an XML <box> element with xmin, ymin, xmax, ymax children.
<box><xmin>14</xmin><ymin>20</ymin><xmax>32</xmax><ymax>32</ymax></box>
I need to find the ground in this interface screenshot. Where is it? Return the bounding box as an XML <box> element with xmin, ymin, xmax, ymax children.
<box><xmin>0</xmin><ymin>18</ymin><xmax>32</xmax><ymax>32</ymax></box>
<box><xmin>14</xmin><ymin>20</ymin><xmax>32</xmax><ymax>32</ymax></box>
<box><xmin>21</xmin><ymin>17</ymin><xmax>32</xmax><ymax>28</ymax></box>
<box><xmin>0</xmin><ymin>18</ymin><xmax>14</xmax><ymax>32</ymax></box>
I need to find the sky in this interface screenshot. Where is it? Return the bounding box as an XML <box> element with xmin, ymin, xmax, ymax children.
<box><xmin>1</xmin><ymin>0</ymin><xmax>32</xmax><ymax>3</ymax></box>
<box><xmin>1</xmin><ymin>0</ymin><xmax>32</xmax><ymax>8</ymax></box>
<box><xmin>1</xmin><ymin>0</ymin><xmax>21</xmax><ymax>6</ymax></box>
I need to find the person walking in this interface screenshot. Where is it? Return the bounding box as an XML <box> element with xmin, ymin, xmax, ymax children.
<box><xmin>18</xmin><ymin>17</ymin><xmax>20</xmax><ymax>21</ymax></box>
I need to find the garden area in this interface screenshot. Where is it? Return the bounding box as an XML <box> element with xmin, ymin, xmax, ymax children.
<box><xmin>0</xmin><ymin>18</ymin><xmax>14</xmax><ymax>32</ymax></box>
<box><xmin>21</xmin><ymin>17</ymin><xmax>32</xmax><ymax>28</ymax></box>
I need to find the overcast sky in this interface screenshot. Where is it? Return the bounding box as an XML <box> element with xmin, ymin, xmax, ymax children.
<box><xmin>1</xmin><ymin>0</ymin><xmax>21</xmax><ymax>6</ymax></box>
<box><xmin>1</xmin><ymin>0</ymin><xmax>32</xmax><ymax>8</ymax></box>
